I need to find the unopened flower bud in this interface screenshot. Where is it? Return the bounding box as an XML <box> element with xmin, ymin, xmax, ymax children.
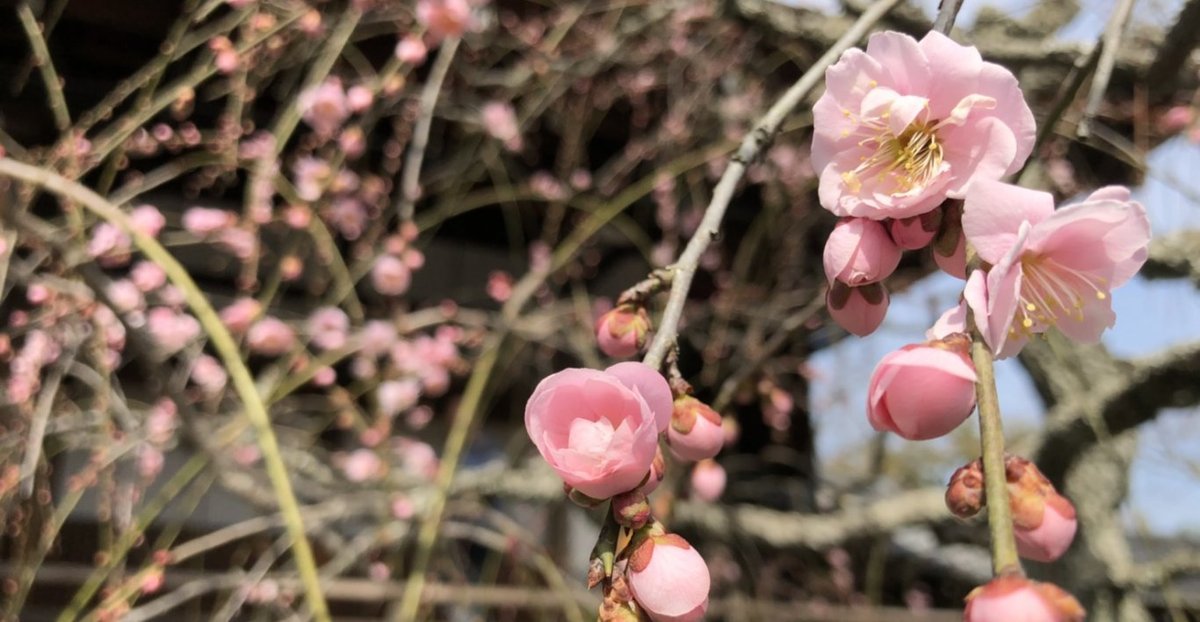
<box><xmin>945</xmin><ymin>458</ymin><xmax>984</xmax><ymax>519</ymax></box>
<box><xmin>867</xmin><ymin>334</ymin><xmax>977</xmax><ymax>440</ymax></box>
<box><xmin>627</xmin><ymin>533</ymin><xmax>710</xmax><ymax>622</ymax></box>
<box><xmin>595</xmin><ymin>304</ymin><xmax>652</xmax><ymax>358</ymax></box>
<box><xmin>1005</xmin><ymin>456</ymin><xmax>1077</xmax><ymax>563</ymax></box>
<box><xmin>827</xmin><ymin>281</ymin><xmax>889</xmax><ymax>336</ymax></box>
<box><xmin>889</xmin><ymin>209</ymin><xmax>941</xmax><ymax>250</ymax></box>
<box><xmin>689</xmin><ymin>459</ymin><xmax>726</xmax><ymax>502</ymax></box>
<box><xmin>612</xmin><ymin>489</ymin><xmax>652</xmax><ymax>529</ymax></box>
<box><xmin>823</xmin><ymin>217</ymin><xmax>901</xmax><ymax>286</ymax></box>
<box><xmin>964</xmin><ymin>576</ymin><xmax>1084</xmax><ymax>622</ymax></box>
<box><xmin>668</xmin><ymin>396</ymin><xmax>724</xmax><ymax>462</ymax></box>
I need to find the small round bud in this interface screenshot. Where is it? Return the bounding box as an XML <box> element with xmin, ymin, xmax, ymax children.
<box><xmin>964</xmin><ymin>576</ymin><xmax>1084</xmax><ymax>622</ymax></box>
<box><xmin>627</xmin><ymin>534</ymin><xmax>709</xmax><ymax>622</ymax></box>
<box><xmin>595</xmin><ymin>304</ymin><xmax>652</xmax><ymax>358</ymax></box>
<box><xmin>667</xmin><ymin>396</ymin><xmax>724</xmax><ymax>462</ymax></box>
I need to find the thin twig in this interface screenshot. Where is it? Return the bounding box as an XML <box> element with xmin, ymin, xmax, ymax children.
<box><xmin>0</xmin><ymin>157</ymin><xmax>331</xmax><ymax>622</ymax></box>
<box><xmin>395</xmin><ymin>37</ymin><xmax>461</xmax><ymax>222</ymax></box>
<box><xmin>16</xmin><ymin>2</ymin><xmax>71</xmax><ymax>132</ymax></box>
<box><xmin>1015</xmin><ymin>41</ymin><xmax>1103</xmax><ymax>184</ymax></box>
<box><xmin>18</xmin><ymin>337</ymin><xmax>80</xmax><ymax>497</ymax></box>
<box><xmin>932</xmin><ymin>0</ymin><xmax>965</xmax><ymax>35</ymax></box>
<box><xmin>642</xmin><ymin>0</ymin><xmax>903</xmax><ymax>369</ymax></box>
<box><xmin>1078</xmin><ymin>0</ymin><xmax>1138</xmax><ymax>139</ymax></box>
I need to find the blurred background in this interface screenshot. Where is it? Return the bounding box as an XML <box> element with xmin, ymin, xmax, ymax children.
<box><xmin>2</xmin><ymin>0</ymin><xmax>1199</xmax><ymax>619</ymax></box>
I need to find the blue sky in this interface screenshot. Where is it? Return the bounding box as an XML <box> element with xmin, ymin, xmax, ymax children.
<box><xmin>801</xmin><ymin>0</ymin><xmax>1200</xmax><ymax>535</ymax></box>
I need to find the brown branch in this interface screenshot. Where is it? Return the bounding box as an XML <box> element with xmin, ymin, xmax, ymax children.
<box><xmin>1146</xmin><ymin>0</ymin><xmax>1200</xmax><ymax>100</ymax></box>
<box><xmin>1141</xmin><ymin>230</ymin><xmax>1200</xmax><ymax>285</ymax></box>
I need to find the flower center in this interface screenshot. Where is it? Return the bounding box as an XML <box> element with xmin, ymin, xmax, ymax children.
<box><xmin>842</xmin><ymin>119</ymin><xmax>944</xmax><ymax>195</ymax></box>
<box><xmin>1010</xmin><ymin>255</ymin><xmax>1110</xmax><ymax>336</ymax></box>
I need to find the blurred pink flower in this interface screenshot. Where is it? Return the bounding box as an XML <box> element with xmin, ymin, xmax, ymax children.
<box><xmin>416</xmin><ymin>0</ymin><xmax>472</xmax><ymax>40</ymax></box>
<box><xmin>292</xmin><ymin>157</ymin><xmax>332</xmax><ymax>202</ymax></box>
<box><xmin>961</xmin><ymin>181</ymin><xmax>1150</xmax><ymax>357</ymax></box>
<box><xmin>346</xmin><ymin>85</ymin><xmax>374</xmax><ymax>113</ymax></box>
<box><xmin>525</xmin><ymin>364</ymin><xmax>669</xmax><ymax>499</ymax></box>
<box><xmin>246</xmin><ymin>317</ymin><xmax>296</xmax><ymax>356</ymax></box>
<box><xmin>377</xmin><ymin>379</ymin><xmax>421</xmax><ymax>417</ymax></box>
<box><xmin>627</xmin><ymin>533</ymin><xmax>710</xmax><ymax>622</ymax></box>
<box><xmin>106</xmin><ymin>280</ymin><xmax>145</xmax><ymax>313</ymax></box>
<box><xmin>341</xmin><ymin>449</ymin><xmax>383</xmax><ymax>482</ymax></box>
<box><xmin>371</xmin><ymin>255</ymin><xmax>412</xmax><ymax>296</ymax></box>
<box><xmin>220</xmin><ymin>298</ymin><xmax>262</xmax><ymax>334</ymax></box>
<box><xmin>299</xmin><ymin>79</ymin><xmax>350</xmax><ymax>137</ymax></box>
<box><xmin>130</xmin><ymin>261</ymin><xmax>167</xmax><ymax>292</ymax></box>
<box><xmin>481</xmin><ymin>101</ymin><xmax>522</xmax><ymax>150</ymax></box>
<box><xmin>146</xmin><ymin>307</ymin><xmax>201</xmax><ymax>355</ymax></box>
<box><xmin>689</xmin><ymin>459</ymin><xmax>726</xmax><ymax>502</ymax></box>
<box><xmin>191</xmin><ymin>354</ymin><xmax>228</xmax><ymax>396</ymax></box>
<box><xmin>307</xmin><ymin>306</ymin><xmax>350</xmax><ymax>351</ymax></box>
<box><xmin>182</xmin><ymin>207</ymin><xmax>235</xmax><ymax>236</ymax></box>
<box><xmin>867</xmin><ymin>336</ymin><xmax>976</xmax><ymax>441</ymax></box>
<box><xmin>395</xmin><ymin>36</ymin><xmax>428</xmax><ymax>65</ymax></box>
<box><xmin>812</xmin><ymin>31</ymin><xmax>1035</xmax><ymax>220</ymax></box>
<box><xmin>129</xmin><ymin>205</ymin><xmax>166</xmax><ymax>238</ymax></box>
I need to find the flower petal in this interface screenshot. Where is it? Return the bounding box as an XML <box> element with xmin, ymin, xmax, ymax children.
<box><xmin>963</xmin><ymin>179</ymin><xmax>1053</xmax><ymax>265</ymax></box>
<box><xmin>1027</xmin><ymin>197</ymin><xmax>1151</xmax><ymax>289</ymax></box>
<box><xmin>865</xmin><ymin>31</ymin><xmax>930</xmax><ymax>95</ymax></box>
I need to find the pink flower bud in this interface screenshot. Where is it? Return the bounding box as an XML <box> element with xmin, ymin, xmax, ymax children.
<box><xmin>377</xmin><ymin>379</ymin><xmax>421</xmax><ymax>417</ymax></box>
<box><xmin>346</xmin><ymin>85</ymin><xmax>374</xmax><ymax>113</ymax></box>
<box><xmin>668</xmin><ymin>396</ymin><xmax>724</xmax><ymax>462</ymax></box>
<box><xmin>1005</xmin><ymin>456</ymin><xmax>1078</xmax><ymax>563</ymax></box>
<box><xmin>945</xmin><ymin>458</ymin><xmax>985</xmax><ymax>519</ymax></box>
<box><xmin>130</xmin><ymin>261</ymin><xmax>166</xmax><ymax>292</ymax></box>
<box><xmin>888</xmin><ymin>209</ymin><xmax>941</xmax><ymax>250</ymax></box>
<box><xmin>416</xmin><ymin>0</ymin><xmax>472</xmax><ymax>40</ymax></box>
<box><xmin>612</xmin><ymin>489</ymin><xmax>651</xmax><ymax>529</ymax></box>
<box><xmin>826</xmin><ymin>281</ymin><xmax>889</xmax><ymax>336</ymax></box>
<box><xmin>689</xmin><ymin>459</ymin><xmax>726</xmax><ymax>502</ymax></box>
<box><xmin>823</xmin><ymin>217</ymin><xmax>901</xmax><ymax>286</ymax></box>
<box><xmin>182</xmin><ymin>207</ymin><xmax>235</xmax><ymax>236</ymax></box>
<box><xmin>220</xmin><ymin>298</ymin><xmax>262</xmax><ymax>334</ymax></box>
<box><xmin>964</xmin><ymin>576</ymin><xmax>1084</xmax><ymax>622</ymax></box>
<box><xmin>595</xmin><ymin>304</ymin><xmax>652</xmax><ymax>358</ymax></box>
<box><xmin>627</xmin><ymin>533</ymin><xmax>710</xmax><ymax>622</ymax></box>
<box><xmin>867</xmin><ymin>335</ymin><xmax>977</xmax><ymax>440</ymax></box>
<box><xmin>525</xmin><ymin>363</ymin><xmax>670</xmax><ymax>499</ymax></box>
<box><xmin>341</xmin><ymin>449</ymin><xmax>383</xmax><ymax>482</ymax></box>
<box><xmin>146</xmin><ymin>307</ymin><xmax>200</xmax><ymax>355</ymax></box>
<box><xmin>191</xmin><ymin>354</ymin><xmax>228</xmax><ymax>396</ymax></box>
<box><xmin>306</xmin><ymin>306</ymin><xmax>349</xmax><ymax>351</ymax></box>
<box><xmin>246</xmin><ymin>316</ymin><xmax>296</xmax><ymax>356</ymax></box>
<box><xmin>129</xmin><ymin>205</ymin><xmax>166</xmax><ymax>238</ymax></box>
<box><xmin>299</xmin><ymin>79</ymin><xmax>349</xmax><ymax>138</ymax></box>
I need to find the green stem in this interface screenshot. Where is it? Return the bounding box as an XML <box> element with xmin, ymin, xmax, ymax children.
<box><xmin>0</xmin><ymin>157</ymin><xmax>332</xmax><ymax>622</ymax></box>
<box><xmin>966</xmin><ymin>253</ymin><xmax>1022</xmax><ymax>576</ymax></box>
<box><xmin>16</xmin><ymin>2</ymin><xmax>71</xmax><ymax>132</ymax></box>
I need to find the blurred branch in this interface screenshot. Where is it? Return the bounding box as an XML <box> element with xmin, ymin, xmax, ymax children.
<box><xmin>1142</xmin><ymin>230</ymin><xmax>1200</xmax><ymax>285</ymax></box>
<box><xmin>395</xmin><ymin>37</ymin><xmax>460</xmax><ymax>223</ymax></box>
<box><xmin>16</xmin><ymin>2</ymin><xmax>71</xmax><ymax>132</ymax></box>
<box><xmin>1077</xmin><ymin>0</ymin><xmax>1137</xmax><ymax>139</ymax></box>
<box><xmin>1146</xmin><ymin>0</ymin><xmax>1200</xmax><ymax>100</ymax></box>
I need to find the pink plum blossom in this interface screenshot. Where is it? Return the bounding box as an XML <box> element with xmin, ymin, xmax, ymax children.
<box><xmin>627</xmin><ymin>533</ymin><xmax>710</xmax><ymax>622</ymax></box>
<box><xmin>667</xmin><ymin>396</ymin><xmax>725</xmax><ymax>462</ymax></box>
<box><xmin>220</xmin><ymin>298</ymin><xmax>262</xmax><ymax>334</ymax></box>
<box><xmin>246</xmin><ymin>317</ymin><xmax>296</xmax><ymax>356</ymax></box>
<box><xmin>595</xmin><ymin>304</ymin><xmax>652</xmax><ymax>358</ymax></box>
<box><xmin>346</xmin><ymin>85</ymin><xmax>374</xmax><ymax>113</ymax></box>
<box><xmin>299</xmin><ymin>79</ymin><xmax>350</xmax><ymax>137</ymax></box>
<box><xmin>481</xmin><ymin>101</ymin><xmax>522</xmax><ymax>150</ymax></box>
<box><xmin>358</xmin><ymin>320</ymin><xmax>398</xmax><ymax>358</ymax></box>
<box><xmin>191</xmin><ymin>354</ymin><xmax>228</xmax><ymax>396</ymax></box>
<box><xmin>964</xmin><ymin>576</ymin><xmax>1084</xmax><ymax>622</ymax></box>
<box><xmin>341</xmin><ymin>449</ymin><xmax>383</xmax><ymax>482</ymax></box>
<box><xmin>604</xmin><ymin>361</ymin><xmax>673</xmax><ymax>433</ymax></box>
<box><xmin>377</xmin><ymin>379</ymin><xmax>421</xmax><ymax>417</ymax></box>
<box><xmin>960</xmin><ymin>181</ymin><xmax>1150</xmax><ymax>357</ymax></box>
<box><xmin>306</xmin><ymin>306</ymin><xmax>350</xmax><ymax>351</ymax></box>
<box><xmin>293</xmin><ymin>157</ymin><xmax>332</xmax><ymax>202</ymax></box>
<box><xmin>105</xmin><ymin>280</ymin><xmax>145</xmax><ymax>313</ymax></box>
<box><xmin>823</xmin><ymin>217</ymin><xmax>901</xmax><ymax>285</ymax></box>
<box><xmin>689</xmin><ymin>459</ymin><xmax>726</xmax><ymax>502</ymax></box>
<box><xmin>395</xmin><ymin>36</ymin><xmax>428</xmax><ymax>65</ymax></box>
<box><xmin>524</xmin><ymin>363</ymin><xmax>669</xmax><ymax>499</ymax></box>
<box><xmin>867</xmin><ymin>336</ymin><xmax>977</xmax><ymax>440</ymax></box>
<box><xmin>416</xmin><ymin>0</ymin><xmax>472</xmax><ymax>41</ymax></box>
<box><xmin>130</xmin><ymin>261</ymin><xmax>167</xmax><ymax>292</ymax></box>
<box><xmin>129</xmin><ymin>205</ymin><xmax>166</xmax><ymax>238</ymax></box>
<box><xmin>826</xmin><ymin>281</ymin><xmax>889</xmax><ymax>336</ymax></box>
<box><xmin>1015</xmin><ymin>493</ymin><xmax>1077</xmax><ymax>563</ymax></box>
<box><xmin>146</xmin><ymin>307</ymin><xmax>201</xmax><ymax>355</ymax></box>
<box><xmin>371</xmin><ymin>255</ymin><xmax>412</xmax><ymax>296</ymax></box>
<box><xmin>888</xmin><ymin>210</ymin><xmax>940</xmax><ymax>250</ymax></box>
<box><xmin>182</xmin><ymin>207</ymin><xmax>235</xmax><ymax>236</ymax></box>
<box><xmin>812</xmin><ymin>31</ymin><xmax>1035</xmax><ymax>220</ymax></box>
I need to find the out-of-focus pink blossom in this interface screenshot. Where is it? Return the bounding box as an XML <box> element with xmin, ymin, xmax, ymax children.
<box><xmin>146</xmin><ymin>307</ymin><xmax>201</xmax><ymax>355</ymax></box>
<box><xmin>395</xmin><ymin>437</ymin><xmax>439</xmax><ymax>480</ymax></box>
<box><xmin>485</xmin><ymin>270</ymin><xmax>512</xmax><ymax>302</ymax></box>
<box><xmin>481</xmin><ymin>101</ymin><xmax>522</xmax><ymax>151</ymax></box>
<box><xmin>88</xmin><ymin>223</ymin><xmax>132</xmax><ymax>266</ymax></box>
<box><xmin>139</xmin><ymin>446</ymin><xmax>165</xmax><ymax>479</ymax></box>
<box><xmin>867</xmin><ymin>335</ymin><xmax>976</xmax><ymax>441</ymax></box>
<box><xmin>960</xmin><ymin>181</ymin><xmax>1150</xmax><ymax>357</ymax></box>
<box><xmin>191</xmin><ymin>354</ymin><xmax>228</xmax><ymax>396</ymax></box>
<box><xmin>395</xmin><ymin>36</ymin><xmax>428</xmax><ymax>65</ymax></box>
<box><xmin>306</xmin><ymin>306</ymin><xmax>350</xmax><ymax>351</ymax></box>
<box><xmin>339</xmin><ymin>126</ymin><xmax>367</xmax><ymax>159</ymax></box>
<box><xmin>220</xmin><ymin>298</ymin><xmax>262</xmax><ymax>334</ymax></box>
<box><xmin>1157</xmin><ymin>105</ymin><xmax>1194</xmax><ymax>134</ymax></box>
<box><xmin>182</xmin><ymin>207</ymin><xmax>235</xmax><ymax>236</ymax></box>
<box><xmin>823</xmin><ymin>218</ymin><xmax>901</xmax><ymax>285</ymax></box>
<box><xmin>130</xmin><ymin>261</ymin><xmax>167</xmax><ymax>292</ymax></box>
<box><xmin>371</xmin><ymin>255</ymin><xmax>412</xmax><ymax>296</ymax></box>
<box><xmin>106</xmin><ymin>280</ymin><xmax>145</xmax><ymax>313</ymax></box>
<box><xmin>416</xmin><ymin>0</ymin><xmax>472</xmax><ymax>41</ymax></box>
<box><xmin>217</xmin><ymin>228</ymin><xmax>257</xmax><ymax>261</ymax></box>
<box><xmin>525</xmin><ymin>364</ymin><xmax>669</xmax><ymax>499</ymax></box>
<box><xmin>312</xmin><ymin>366</ymin><xmax>336</xmax><ymax>386</ymax></box>
<box><xmin>812</xmin><ymin>31</ymin><xmax>1035</xmax><ymax>220</ymax></box>
<box><xmin>293</xmin><ymin>157</ymin><xmax>332</xmax><ymax>202</ymax></box>
<box><xmin>358</xmin><ymin>320</ymin><xmax>398</xmax><ymax>358</ymax></box>
<box><xmin>627</xmin><ymin>533</ymin><xmax>710</xmax><ymax>622</ymax></box>
<box><xmin>689</xmin><ymin>459</ymin><xmax>726</xmax><ymax>502</ymax></box>
<box><xmin>246</xmin><ymin>317</ymin><xmax>296</xmax><ymax>356</ymax></box>
<box><xmin>826</xmin><ymin>281</ymin><xmax>889</xmax><ymax>337</ymax></box>
<box><xmin>341</xmin><ymin>449</ymin><xmax>383</xmax><ymax>483</ymax></box>
<box><xmin>377</xmin><ymin>379</ymin><xmax>421</xmax><ymax>417</ymax></box>
<box><xmin>667</xmin><ymin>396</ymin><xmax>724</xmax><ymax>462</ymax></box>
<box><xmin>327</xmin><ymin>197</ymin><xmax>368</xmax><ymax>240</ymax></box>
<box><xmin>129</xmin><ymin>205</ymin><xmax>166</xmax><ymax>238</ymax></box>
<box><xmin>964</xmin><ymin>576</ymin><xmax>1084</xmax><ymax>622</ymax></box>
<box><xmin>346</xmin><ymin>85</ymin><xmax>374</xmax><ymax>113</ymax></box>
<box><xmin>299</xmin><ymin>79</ymin><xmax>350</xmax><ymax>137</ymax></box>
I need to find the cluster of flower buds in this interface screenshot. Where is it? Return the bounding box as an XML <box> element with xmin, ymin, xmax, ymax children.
<box><xmin>947</xmin><ymin>455</ymin><xmax>1078</xmax><ymax>563</ymax></box>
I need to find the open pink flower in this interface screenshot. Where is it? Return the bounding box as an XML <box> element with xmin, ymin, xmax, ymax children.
<box><xmin>867</xmin><ymin>336</ymin><xmax>977</xmax><ymax>440</ymax></box>
<box><xmin>524</xmin><ymin>363</ymin><xmax>670</xmax><ymax>499</ymax></box>
<box><xmin>812</xmin><ymin>31</ymin><xmax>1035</xmax><ymax>220</ymax></box>
<box><xmin>961</xmin><ymin>181</ymin><xmax>1150</xmax><ymax>357</ymax></box>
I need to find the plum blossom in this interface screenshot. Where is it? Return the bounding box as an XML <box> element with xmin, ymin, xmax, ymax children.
<box><xmin>956</xmin><ymin>181</ymin><xmax>1150</xmax><ymax>357</ymax></box>
<box><xmin>812</xmin><ymin>31</ymin><xmax>1035</xmax><ymax>220</ymax></box>
<box><xmin>299</xmin><ymin>79</ymin><xmax>350</xmax><ymax>137</ymax></box>
<box><xmin>964</xmin><ymin>576</ymin><xmax>1084</xmax><ymax>622</ymax></box>
<box><xmin>481</xmin><ymin>101</ymin><xmax>522</xmax><ymax>150</ymax></box>
<box><xmin>371</xmin><ymin>255</ymin><xmax>412</xmax><ymax>296</ymax></box>
<box><xmin>182</xmin><ymin>207</ymin><xmax>235</xmax><ymax>236</ymax></box>
<box><xmin>595</xmin><ymin>304</ymin><xmax>652</xmax><ymax>358</ymax></box>
<box><xmin>306</xmin><ymin>306</ymin><xmax>350</xmax><ymax>350</ymax></box>
<box><xmin>416</xmin><ymin>0</ymin><xmax>472</xmax><ymax>41</ymax></box>
<box><xmin>689</xmin><ymin>459</ymin><xmax>726</xmax><ymax>502</ymax></box>
<box><xmin>395</xmin><ymin>36</ymin><xmax>428</xmax><ymax>65</ymax></box>
<box><xmin>826</xmin><ymin>281</ymin><xmax>889</xmax><ymax>336</ymax></box>
<box><xmin>246</xmin><ymin>317</ymin><xmax>296</xmax><ymax>356</ymax></box>
<box><xmin>823</xmin><ymin>217</ymin><xmax>901</xmax><ymax>285</ymax></box>
<box><xmin>146</xmin><ymin>307</ymin><xmax>201</xmax><ymax>355</ymax></box>
<box><xmin>525</xmin><ymin>363</ymin><xmax>670</xmax><ymax>499</ymax></box>
<box><xmin>667</xmin><ymin>396</ymin><xmax>724</xmax><ymax>462</ymax></box>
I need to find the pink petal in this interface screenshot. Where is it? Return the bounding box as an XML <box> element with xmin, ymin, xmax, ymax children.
<box><xmin>918</xmin><ymin>31</ymin><xmax>985</xmax><ymax>118</ymax></box>
<box><xmin>1027</xmin><ymin>198</ymin><xmax>1150</xmax><ymax>289</ymax></box>
<box><xmin>812</xmin><ymin>49</ymin><xmax>885</xmax><ymax>170</ymax></box>
<box><xmin>962</xmin><ymin>180</ymin><xmax>1053</xmax><ymax>265</ymax></box>
<box><xmin>605</xmin><ymin>361</ymin><xmax>673</xmax><ymax>432</ymax></box>
<box><xmin>940</xmin><ymin>117</ymin><xmax>1018</xmax><ymax>199</ymax></box>
<box><xmin>864</xmin><ymin>31</ymin><xmax>930</xmax><ymax>95</ymax></box>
